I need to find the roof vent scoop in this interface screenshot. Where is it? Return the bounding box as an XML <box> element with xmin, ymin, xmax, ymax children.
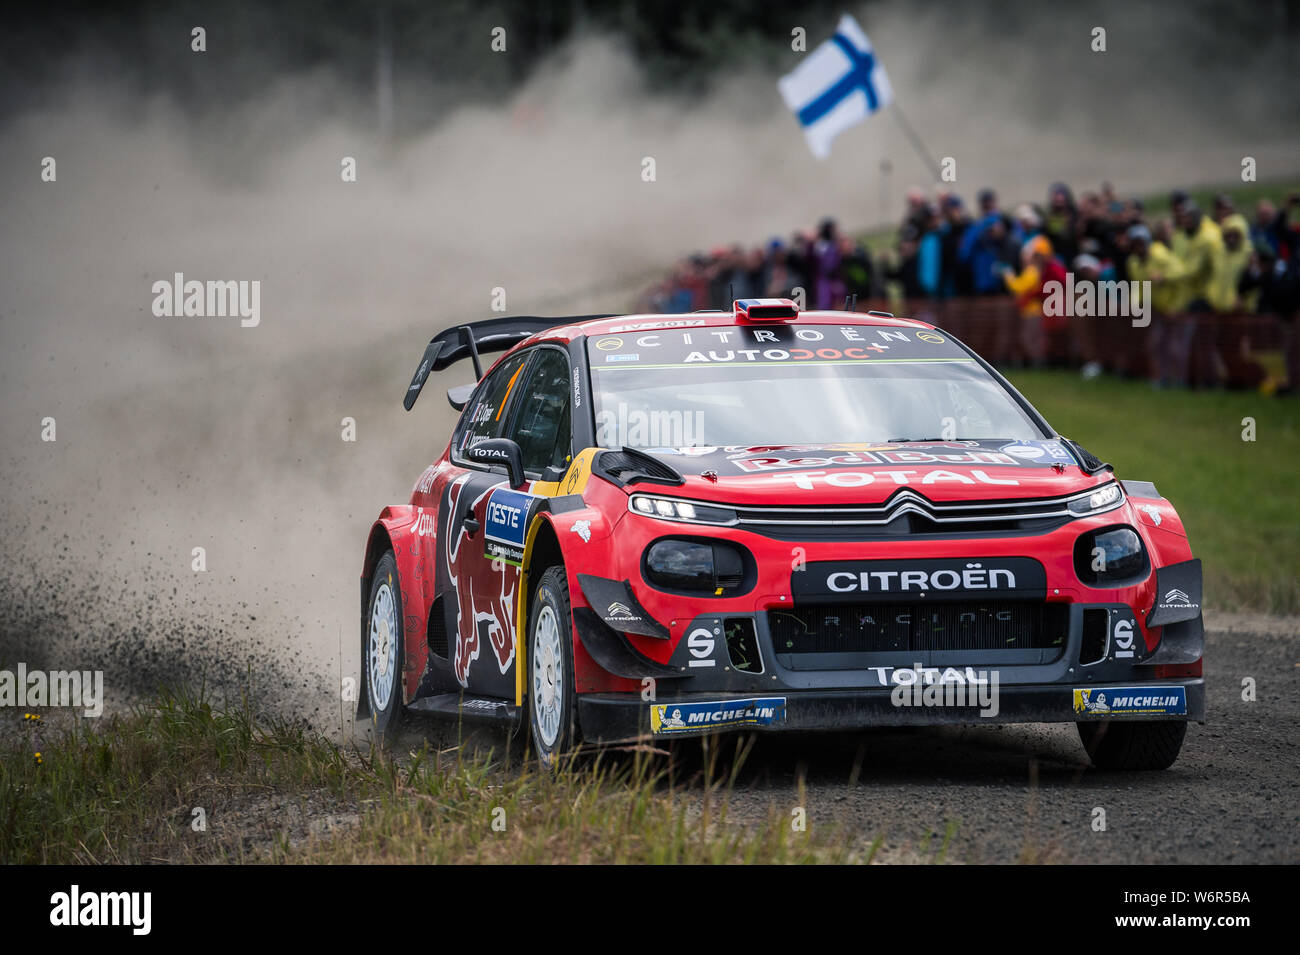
<box><xmin>733</xmin><ymin>298</ymin><xmax>799</xmax><ymax>322</ymax></box>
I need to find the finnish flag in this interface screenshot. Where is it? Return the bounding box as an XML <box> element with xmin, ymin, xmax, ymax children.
<box><xmin>779</xmin><ymin>14</ymin><xmax>894</xmax><ymax>159</ymax></box>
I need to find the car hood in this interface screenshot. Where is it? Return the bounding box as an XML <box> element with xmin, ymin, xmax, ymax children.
<box><xmin>627</xmin><ymin>439</ymin><xmax>1110</xmax><ymax>505</ymax></box>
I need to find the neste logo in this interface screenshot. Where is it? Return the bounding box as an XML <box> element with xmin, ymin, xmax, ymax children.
<box><xmin>486</xmin><ymin>499</ymin><xmax>521</xmax><ymax>529</ymax></box>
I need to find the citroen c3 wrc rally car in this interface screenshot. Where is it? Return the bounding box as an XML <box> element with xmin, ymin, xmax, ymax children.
<box><xmin>359</xmin><ymin>299</ymin><xmax>1204</xmax><ymax>770</ymax></box>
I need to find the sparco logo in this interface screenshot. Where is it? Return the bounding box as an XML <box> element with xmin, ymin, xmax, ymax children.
<box><xmin>828</xmin><ymin>562</ymin><xmax>1015</xmax><ymax>593</ymax></box>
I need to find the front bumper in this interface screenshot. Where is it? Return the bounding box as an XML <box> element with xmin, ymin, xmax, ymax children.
<box><xmin>579</xmin><ymin>678</ymin><xmax>1205</xmax><ymax>744</ymax></box>
<box><xmin>572</xmin><ymin>583</ymin><xmax>1205</xmax><ymax>743</ymax></box>
<box><xmin>570</xmin><ymin>502</ymin><xmax>1205</xmax><ymax>743</ymax></box>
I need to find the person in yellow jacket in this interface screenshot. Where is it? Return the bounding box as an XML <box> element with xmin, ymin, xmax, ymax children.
<box><xmin>1168</xmin><ymin>190</ymin><xmax>1192</xmax><ymax>262</ymax></box>
<box><xmin>1126</xmin><ymin>224</ymin><xmax>1187</xmax><ymax>316</ymax></box>
<box><xmin>1175</xmin><ymin>202</ymin><xmax>1225</xmax><ymax>311</ymax></box>
<box><xmin>1128</xmin><ymin>224</ymin><xmax>1194</xmax><ymax>387</ymax></box>
<box><xmin>1208</xmin><ymin>213</ymin><xmax>1252</xmax><ymax>312</ymax></box>
<box><xmin>1002</xmin><ymin>235</ymin><xmax>1050</xmax><ymax>317</ymax></box>
<box><xmin>1001</xmin><ymin>235</ymin><xmax>1069</xmax><ymax>366</ymax></box>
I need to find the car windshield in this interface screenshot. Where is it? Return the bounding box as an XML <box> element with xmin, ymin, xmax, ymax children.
<box><xmin>587</xmin><ymin>323</ymin><xmax>1047</xmax><ymax>448</ymax></box>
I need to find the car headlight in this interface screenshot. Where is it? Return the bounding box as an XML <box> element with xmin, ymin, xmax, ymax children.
<box><xmin>1067</xmin><ymin>481</ymin><xmax>1124</xmax><ymax>517</ymax></box>
<box><xmin>644</xmin><ymin>538</ymin><xmax>751</xmax><ymax>595</ymax></box>
<box><xmin>1073</xmin><ymin>525</ymin><xmax>1149</xmax><ymax>586</ymax></box>
<box><xmin>628</xmin><ymin>494</ymin><xmax>737</xmax><ymax>526</ymax></box>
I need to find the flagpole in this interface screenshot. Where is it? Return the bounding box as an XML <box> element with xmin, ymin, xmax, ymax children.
<box><xmin>879</xmin><ymin>158</ymin><xmax>892</xmax><ymax>226</ymax></box>
<box><xmin>889</xmin><ymin>102</ymin><xmax>942</xmax><ymax>183</ymax></box>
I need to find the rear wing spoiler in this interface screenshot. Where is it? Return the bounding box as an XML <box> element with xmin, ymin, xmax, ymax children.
<box><xmin>403</xmin><ymin>314</ymin><xmax>613</xmax><ymax>411</ymax></box>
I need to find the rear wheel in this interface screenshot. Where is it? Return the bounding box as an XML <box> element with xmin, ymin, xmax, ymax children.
<box><xmin>527</xmin><ymin>566</ymin><xmax>579</xmax><ymax>769</ymax></box>
<box><xmin>1077</xmin><ymin>720</ymin><xmax>1186</xmax><ymax>770</ymax></box>
<box><xmin>364</xmin><ymin>550</ymin><xmax>403</xmax><ymax>739</ymax></box>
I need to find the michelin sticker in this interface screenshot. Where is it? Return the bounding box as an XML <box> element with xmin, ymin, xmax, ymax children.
<box><xmin>1072</xmin><ymin>686</ymin><xmax>1186</xmax><ymax>717</ymax></box>
<box><xmin>483</xmin><ymin>487</ymin><xmax>539</xmax><ymax>565</ymax></box>
<box><xmin>650</xmin><ymin>697</ymin><xmax>786</xmax><ymax>735</ymax></box>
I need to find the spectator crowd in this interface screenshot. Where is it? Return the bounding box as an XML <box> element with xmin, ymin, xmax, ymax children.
<box><xmin>637</xmin><ymin>182</ymin><xmax>1300</xmax><ymax>391</ymax></box>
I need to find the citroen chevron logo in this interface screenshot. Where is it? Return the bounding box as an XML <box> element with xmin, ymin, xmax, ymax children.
<box><xmin>739</xmin><ymin>487</ymin><xmax>1077</xmax><ymax>528</ymax></box>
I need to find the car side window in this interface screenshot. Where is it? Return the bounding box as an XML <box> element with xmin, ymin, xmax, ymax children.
<box><xmin>453</xmin><ymin>352</ymin><xmax>529</xmax><ymax>459</ymax></box>
<box><xmin>507</xmin><ymin>348</ymin><xmax>572</xmax><ymax>476</ymax></box>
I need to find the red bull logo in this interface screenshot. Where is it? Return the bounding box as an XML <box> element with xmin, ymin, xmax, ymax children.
<box><xmin>446</xmin><ymin>477</ymin><xmax>518</xmax><ymax>686</ymax></box>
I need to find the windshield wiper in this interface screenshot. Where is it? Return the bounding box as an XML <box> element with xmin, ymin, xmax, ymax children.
<box><xmin>887</xmin><ymin>436</ymin><xmax>1010</xmax><ymax>443</ymax></box>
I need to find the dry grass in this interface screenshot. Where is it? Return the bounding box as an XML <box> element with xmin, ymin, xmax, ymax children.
<box><xmin>2</xmin><ymin>689</ymin><xmax>865</xmax><ymax>864</ymax></box>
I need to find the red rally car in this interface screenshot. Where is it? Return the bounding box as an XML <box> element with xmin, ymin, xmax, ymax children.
<box><xmin>359</xmin><ymin>299</ymin><xmax>1204</xmax><ymax>770</ymax></box>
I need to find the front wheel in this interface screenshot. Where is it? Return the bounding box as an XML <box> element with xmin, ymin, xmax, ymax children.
<box><xmin>364</xmin><ymin>550</ymin><xmax>403</xmax><ymax>739</ymax></box>
<box><xmin>527</xmin><ymin>566</ymin><xmax>580</xmax><ymax>769</ymax></box>
<box><xmin>1077</xmin><ymin>720</ymin><xmax>1187</xmax><ymax>770</ymax></box>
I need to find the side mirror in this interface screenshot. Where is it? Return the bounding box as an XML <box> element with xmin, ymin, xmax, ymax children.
<box><xmin>467</xmin><ymin>438</ymin><xmax>526</xmax><ymax>489</ymax></box>
<box><xmin>447</xmin><ymin>383</ymin><xmax>476</xmax><ymax>411</ymax></box>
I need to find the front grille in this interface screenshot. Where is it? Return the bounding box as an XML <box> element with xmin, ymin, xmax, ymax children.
<box><xmin>731</xmin><ymin>488</ymin><xmax>1083</xmax><ymax>540</ymax></box>
<box><xmin>768</xmin><ymin>601</ymin><xmax>1068</xmax><ymax>654</ymax></box>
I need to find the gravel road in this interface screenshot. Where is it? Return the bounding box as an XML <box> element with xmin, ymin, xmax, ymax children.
<box><xmin>646</xmin><ymin>613</ymin><xmax>1299</xmax><ymax>863</ymax></box>
<box><xmin>402</xmin><ymin>612</ymin><xmax>1298</xmax><ymax>864</ymax></box>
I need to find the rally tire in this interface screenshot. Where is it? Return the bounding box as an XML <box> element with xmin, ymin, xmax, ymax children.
<box><xmin>1077</xmin><ymin>720</ymin><xmax>1187</xmax><ymax>771</ymax></box>
<box><xmin>364</xmin><ymin>550</ymin><xmax>404</xmax><ymax>740</ymax></box>
<box><xmin>527</xmin><ymin>566</ymin><xmax>580</xmax><ymax>769</ymax></box>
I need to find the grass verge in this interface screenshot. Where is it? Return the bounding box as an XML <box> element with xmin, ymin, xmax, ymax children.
<box><xmin>1</xmin><ymin>688</ymin><xmax>862</xmax><ymax>864</ymax></box>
